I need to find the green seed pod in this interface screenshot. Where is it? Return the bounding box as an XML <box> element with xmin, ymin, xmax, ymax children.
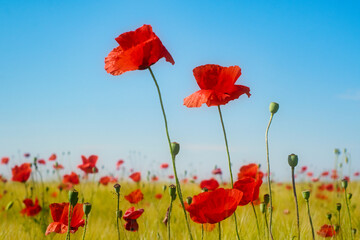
<box><xmin>288</xmin><ymin>154</ymin><xmax>298</xmax><ymax>168</ymax></box>
<box><xmin>336</xmin><ymin>203</ymin><xmax>342</xmax><ymax>211</ymax></box>
<box><xmin>260</xmin><ymin>202</ymin><xmax>266</xmax><ymax>214</ymax></box>
<box><xmin>302</xmin><ymin>190</ymin><xmax>310</xmax><ymax>201</ymax></box>
<box><xmin>334</xmin><ymin>148</ymin><xmax>340</xmax><ymax>155</ymax></box>
<box><xmin>68</xmin><ymin>189</ymin><xmax>79</xmax><ymax>206</ymax></box>
<box><xmin>169</xmin><ymin>184</ymin><xmax>177</xmax><ymax>201</ymax></box>
<box><xmin>5</xmin><ymin>201</ymin><xmax>14</xmax><ymax>211</ymax></box>
<box><xmin>83</xmin><ymin>202</ymin><xmax>92</xmax><ymax>216</ymax></box>
<box><xmin>326</xmin><ymin>213</ymin><xmax>332</xmax><ymax>221</ymax></box>
<box><xmin>116</xmin><ymin>210</ymin><xmax>123</xmax><ymax>219</ymax></box>
<box><xmin>171</xmin><ymin>142</ymin><xmax>180</xmax><ymax>156</ymax></box>
<box><xmin>347</xmin><ymin>193</ymin><xmax>353</xmax><ymax>200</ymax></box>
<box><xmin>341</xmin><ymin>179</ymin><xmax>348</xmax><ymax>189</ymax></box>
<box><xmin>335</xmin><ymin>225</ymin><xmax>340</xmax><ymax>232</ymax></box>
<box><xmin>113</xmin><ymin>183</ymin><xmax>121</xmax><ymax>194</ymax></box>
<box><xmin>264</xmin><ymin>194</ymin><xmax>270</xmax><ymax>205</ymax></box>
<box><xmin>45</xmin><ymin>186</ymin><xmax>50</xmax><ymax>192</ymax></box>
<box><xmin>186</xmin><ymin>196</ymin><xmax>192</xmax><ymax>205</ymax></box>
<box><xmin>162</xmin><ymin>185</ymin><xmax>167</xmax><ymax>192</ymax></box>
<box><xmin>345</xmin><ymin>156</ymin><xmax>349</xmax><ymax>164</ymax></box>
<box><xmin>352</xmin><ymin>228</ymin><xmax>357</xmax><ymax>235</ymax></box>
<box><xmin>92</xmin><ymin>167</ymin><xmax>96</xmax><ymax>173</ymax></box>
<box><xmin>269</xmin><ymin>102</ymin><xmax>279</xmax><ymax>114</ymax></box>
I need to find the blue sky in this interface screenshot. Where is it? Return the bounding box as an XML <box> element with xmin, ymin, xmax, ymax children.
<box><xmin>0</xmin><ymin>0</ymin><xmax>359</xmax><ymax>181</ymax></box>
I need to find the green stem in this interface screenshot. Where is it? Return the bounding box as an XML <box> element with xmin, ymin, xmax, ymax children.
<box><xmin>291</xmin><ymin>167</ymin><xmax>300</xmax><ymax>240</ymax></box>
<box><xmin>201</xmin><ymin>224</ymin><xmax>204</xmax><ymax>240</ymax></box>
<box><xmin>116</xmin><ymin>192</ymin><xmax>120</xmax><ymax>240</ymax></box>
<box><xmin>264</xmin><ymin>211</ymin><xmax>269</xmax><ymax>240</ymax></box>
<box><xmin>168</xmin><ymin>200</ymin><xmax>173</xmax><ymax>240</ymax></box>
<box><xmin>82</xmin><ymin>215</ymin><xmax>88</xmax><ymax>240</ymax></box>
<box><xmin>148</xmin><ymin>67</ymin><xmax>193</xmax><ymax>240</ymax></box>
<box><xmin>217</xmin><ymin>105</ymin><xmax>241</xmax><ymax>240</ymax></box>
<box><xmin>218</xmin><ymin>222</ymin><xmax>221</xmax><ymax>240</ymax></box>
<box><xmin>306</xmin><ymin>200</ymin><xmax>315</xmax><ymax>240</ymax></box>
<box><xmin>251</xmin><ymin>202</ymin><xmax>261</xmax><ymax>240</ymax></box>
<box><xmin>344</xmin><ymin>189</ymin><xmax>353</xmax><ymax>240</ymax></box>
<box><xmin>338</xmin><ymin>209</ymin><xmax>343</xmax><ymax>240</ymax></box>
<box><xmin>265</xmin><ymin>113</ymin><xmax>274</xmax><ymax>240</ymax></box>
<box><xmin>66</xmin><ymin>205</ymin><xmax>72</xmax><ymax>240</ymax></box>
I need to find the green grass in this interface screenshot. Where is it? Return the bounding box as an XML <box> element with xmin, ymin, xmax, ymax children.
<box><xmin>0</xmin><ymin>181</ymin><xmax>359</xmax><ymax>239</ymax></box>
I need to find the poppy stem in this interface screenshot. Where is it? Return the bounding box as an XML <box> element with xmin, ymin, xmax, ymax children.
<box><xmin>201</xmin><ymin>224</ymin><xmax>204</xmax><ymax>240</ymax></box>
<box><xmin>66</xmin><ymin>205</ymin><xmax>72</xmax><ymax>240</ymax></box>
<box><xmin>148</xmin><ymin>67</ymin><xmax>193</xmax><ymax>240</ymax></box>
<box><xmin>116</xmin><ymin>190</ymin><xmax>121</xmax><ymax>240</ymax></box>
<box><xmin>305</xmin><ymin>200</ymin><xmax>315</xmax><ymax>240</ymax></box>
<box><xmin>338</xmin><ymin>207</ymin><xmax>343</xmax><ymax>240</ymax></box>
<box><xmin>251</xmin><ymin>202</ymin><xmax>261</xmax><ymax>240</ymax></box>
<box><xmin>167</xmin><ymin>200</ymin><xmax>173</xmax><ymax>240</ymax></box>
<box><xmin>264</xmin><ymin>210</ymin><xmax>269</xmax><ymax>240</ymax></box>
<box><xmin>344</xmin><ymin>188</ymin><xmax>353</xmax><ymax>240</ymax></box>
<box><xmin>218</xmin><ymin>222</ymin><xmax>221</xmax><ymax>240</ymax></box>
<box><xmin>265</xmin><ymin>113</ymin><xmax>274</xmax><ymax>240</ymax></box>
<box><xmin>82</xmin><ymin>215</ymin><xmax>88</xmax><ymax>240</ymax></box>
<box><xmin>291</xmin><ymin>167</ymin><xmax>300</xmax><ymax>240</ymax></box>
<box><xmin>217</xmin><ymin>105</ymin><xmax>241</xmax><ymax>240</ymax></box>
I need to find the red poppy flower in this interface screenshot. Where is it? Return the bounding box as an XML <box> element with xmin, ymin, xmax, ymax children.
<box><xmin>285</xmin><ymin>185</ymin><xmax>292</xmax><ymax>190</ymax></box>
<box><xmin>116</xmin><ymin>159</ymin><xmax>124</xmax><ymax>170</ymax></box>
<box><xmin>151</xmin><ymin>175</ymin><xmax>159</xmax><ymax>182</ymax></box>
<box><xmin>155</xmin><ymin>193</ymin><xmax>162</xmax><ymax>199</ymax></box>
<box><xmin>0</xmin><ymin>175</ymin><xmax>7</xmax><ymax>183</ymax></box>
<box><xmin>129</xmin><ymin>172</ymin><xmax>141</xmax><ymax>182</ymax></box>
<box><xmin>212</xmin><ymin>168</ymin><xmax>222</xmax><ymax>175</ymax></box>
<box><xmin>20</xmin><ymin>198</ymin><xmax>42</xmax><ymax>216</ymax></box>
<box><xmin>168</xmin><ymin>175</ymin><xmax>174</xmax><ymax>179</ymax></box>
<box><xmin>45</xmin><ymin>203</ymin><xmax>85</xmax><ymax>235</ymax></box>
<box><xmin>99</xmin><ymin>176</ymin><xmax>111</xmax><ymax>186</ymax></box>
<box><xmin>233</xmin><ymin>177</ymin><xmax>256</xmax><ymax>206</ymax></box>
<box><xmin>236</xmin><ymin>163</ymin><xmax>264</xmax><ymax>201</ymax></box>
<box><xmin>300</xmin><ymin>166</ymin><xmax>307</xmax><ymax>173</ymax></box>
<box><xmin>193</xmin><ymin>175</ymin><xmax>198</xmax><ymax>180</ymax></box>
<box><xmin>24</xmin><ymin>153</ymin><xmax>30</xmax><ymax>158</ymax></box>
<box><xmin>63</xmin><ymin>172</ymin><xmax>80</xmax><ymax>185</ymax></box>
<box><xmin>354</xmin><ymin>172</ymin><xmax>360</xmax><ymax>177</ymax></box>
<box><xmin>123</xmin><ymin>207</ymin><xmax>144</xmax><ymax>232</ymax></box>
<box><xmin>317</xmin><ymin>224</ymin><xmax>336</xmax><ymax>237</ymax></box>
<box><xmin>125</xmin><ymin>189</ymin><xmax>144</xmax><ymax>204</ymax></box>
<box><xmin>183</xmin><ymin>64</ymin><xmax>250</xmax><ymax>108</ymax></box>
<box><xmin>200</xmin><ymin>178</ymin><xmax>219</xmax><ymax>191</ymax></box>
<box><xmin>307</xmin><ymin>172</ymin><xmax>314</xmax><ymax>177</ymax></box>
<box><xmin>325</xmin><ymin>184</ymin><xmax>334</xmax><ymax>192</ymax></box>
<box><xmin>311</xmin><ymin>177</ymin><xmax>319</xmax><ymax>182</ymax></box>
<box><xmin>51</xmin><ymin>192</ymin><xmax>58</xmax><ymax>198</ymax></box>
<box><xmin>49</xmin><ymin>154</ymin><xmax>57</xmax><ymax>161</ymax></box>
<box><xmin>321</xmin><ymin>171</ymin><xmax>329</xmax><ymax>177</ymax></box>
<box><xmin>12</xmin><ymin>163</ymin><xmax>32</xmax><ymax>183</ymax></box>
<box><xmin>38</xmin><ymin>159</ymin><xmax>46</xmax><ymax>165</ymax></box>
<box><xmin>53</xmin><ymin>163</ymin><xmax>64</xmax><ymax>170</ymax></box>
<box><xmin>78</xmin><ymin>155</ymin><xmax>98</xmax><ymax>174</ymax></box>
<box><xmin>315</xmin><ymin>194</ymin><xmax>328</xmax><ymax>200</ymax></box>
<box><xmin>1</xmin><ymin>157</ymin><xmax>9</xmax><ymax>165</ymax></box>
<box><xmin>160</xmin><ymin>163</ymin><xmax>169</xmax><ymax>169</ymax></box>
<box><xmin>105</xmin><ymin>24</ymin><xmax>174</xmax><ymax>76</ymax></box>
<box><xmin>185</xmin><ymin>188</ymin><xmax>243</xmax><ymax>224</ymax></box>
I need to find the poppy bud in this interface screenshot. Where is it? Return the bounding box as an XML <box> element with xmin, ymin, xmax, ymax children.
<box><xmin>336</xmin><ymin>203</ymin><xmax>342</xmax><ymax>211</ymax></box>
<box><xmin>162</xmin><ymin>185</ymin><xmax>167</xmax><ymax>192</ymax></box>
<box><xmin>116</xmin><ymin>210</ymin><xmax>123</xmax><ymax>219</ymax></box>
<box><xmin>114</xmin><ymin>183</ymin><xmax>121</xmax><ymax>194</ymax></box>
<box><xmin>92</xmin><ymin>167</ymin><xmax>96</xmax><ymax>173</ymax></box>
<box><xmin>341</xmin><ymin>179</ymin><xmax>348</xmax><ymax>189</ymax></box>
<box><xmin>334</xmin><ymin>149</ymin><xmax>340</xmax><ymax>155</ymax></box>
<box><xmin>5</xmin><ymin>201</ymin><xmax>14</xmax><ymax>211</ymax></box>
<box><xmin>45</xmin><ymin>186</ymin><xmax>49</xmax><ymax>192</ymax></box>
<box><xmin>288</xmin><ymin>154</ymin><xmax>298</xmax><ymax>168</ymax></box>
<box><xmin>169</xmin><ymin>184</ymin><xmax>176</xmax><ymax>201</ymax></box>
<box><xmin>339</xmin><ymin>163</ymin><xmax>343</xmax><ymax>168</ymax></box>
<box><xmin>186</xmin><ymin>196</ymin><xmax>192</xmax><ymax>205</ymax></box>
<box><xmin>335</xmin><ymin>225</ymin><xmax>340</xmax><ymax>232</ymax></box>
<box><xmin>68</xmin><ymin>189</ymin><xmax>79</xmax><ymax>206</ymax></box>
<box><xmin>202</xmin><ymin>187</ymin><xmax>208</xmax><ymax>192</ymax></box>
<box><xmin>302</xmin><ymin>190</ymin><xmax>310</xmax><ymax>201</ymax></box>
<box><xmin>171</xmin><ymin>142</ymin><xmax>180</xmax><ymax>156</ymax></box>
<box><xmin>345</xmin><ymin>156</ymin><xmax>349</xmax><ymax>164</ymax></box>
<box><xmin>83</xmin><ymin>202</ymin><xmax>92</xmax><ymax>216</ymax></box>
<box><xmin>347</xmin><ymin>193</ymin><xmax>353</xmax><ymax>200</ymax></box>
<box><xmin>326</xmin><ymin>213</ymin><xmax>332</xmax><ymax>221</ymax></box>
<box><xmin>260</xmin><ymin>202</ymin><xmax>266</xmax><ymax>214</ymax></box>
<box><xmin>352</xmin><ymin>228</ymin><xmax>357</xmax><ymax>235</ymax></box>
<box><xmin>269</xmin><ymin>102</ymin><xmax>279</xmax><ymax>114</ymax></box>
<box><xmin>264</xmin><ymin>194</ymin><xmax>270</xmax><ymax>205</ymax></box>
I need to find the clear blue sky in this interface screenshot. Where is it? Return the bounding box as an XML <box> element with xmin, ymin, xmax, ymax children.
<box><xmin>0</xmin><ymin>0</ymin><xmax>359</xmax><ymax>181</ymax></box>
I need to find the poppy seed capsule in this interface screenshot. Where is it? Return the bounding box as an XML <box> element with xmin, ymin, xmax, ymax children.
<box><xmin>69</xmin><ymin>189</ymin><xmax>79</xmax><ymax>206</ymax></box>
<box><xmin>336</xmin><ymin>203</ymin><xmax>342</xmax><ymax>211</ymax></box>
<box><xmin>264</xmin><ymin>194</ymin><xmax>270</xmax><ymax>205</ymax></box>
<box><xmin>334</xmin><ymin>148</ymin><xmax>341</xmax><ymax>155</ymax></box>
<box><xmin>341</xmin><ymin>179</ymin><xmax>348</xmax><ymax>189</ymax></box>
<box><xmin>260</xmin><ymin>202</ymin><xmax>266</xmax><ymax>214</ymax></box>
<box><xmin>116</xmin><ymin>210</ymin><xmax>123</xmax><ymax>219</ymax></box>
<box><xmin>162</xmin><ymin>185</ymin><xmax>167</xmax><ymax>192</ymax></box>
<box><xmin>335</xmin><ymin>225</ymin><xmax>340</xmax><ymax>232</ymax></box>
<box><xmin>171</xmin><ymin>142</ymin><xmax>180</xmax><ymax>156</ymax></box>
<box><xmin>186</xmin><ymin>196</ymin><xmax>192</xmax><ymax>205</ymax></box>
<box><xmin>352</xmin><ymin>228</ymin><xmax>357</xmax><ymax>235</ymax></box>
<box><xmin>302</xmin><ymin>190</ymin><xmax>310</xmax><ymax>201</ymax></box>
<box><xmin>347</xmin><ymin>193</ymin><xmax>353</xmax><ymax>200</ymax></box>
<box><xmin>5</xmin><ymin>201</ymin><xmax>14</xmax><ymax>211</ymax></box>
<box><xmin>169</xmin><ymin>184</ymin><xmax>176</xmax><ymax>201</ymax></box>
<box><xmin>83</xmin><ymin>202</ymin><xmax>92</xmax><ymax>215</ymax></box>
<box><xmin>113</xmin><ymin>183</ymin><xmax>121</xmax><ymax>194</ymax></box>
<box><xmin>269</xmin><ymin>102</ymin><xmax>279</xmax><ymax>114</ymax></box>
<box><xmin>326</xmin><ymin>213</ymin><xmax>332</xmax><ymax>220</ymax></box>
<box><xmin>288</xmin><ymin>154</ymin><xmax>298</xmax><ymax>168</ymax></box>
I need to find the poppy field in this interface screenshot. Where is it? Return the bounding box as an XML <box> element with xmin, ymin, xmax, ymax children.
<box><xmin>1</xmin><ymin>21</ymin><xmax>360</xmax><ymax>240</ymax></box>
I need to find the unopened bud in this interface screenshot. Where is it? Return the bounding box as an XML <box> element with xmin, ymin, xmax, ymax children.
<box><xmin>336</xmin><ymin>203</ymin><xmax>342</xmax><ymax>211</ymax></box>
<box><xmin>352</xmin><ymin>228</ymin><xmax>357</xmax><ymax>235</ymax></box>
<box><xmin>5</xmin><ymin>201</ymin><xmax>14</xmax><ymax>211</ymax></box>
<box><xmin>169</xmin><ymin>184</ymin><xmax>176</xmax><ymax>201</ymax></box>
<box><xmin>92</xmin><ymin>167</ymin><xmax>96</xmax><ymax>173</ymax></box>
<box><xmin>264</xmin><ymin>194</ymin><xmax>270</xmax><ymax>205</ymax></box>
<box><xmin>335</xmin><ymin>225</ymin><xmax>340</xmax><ymax>232</ymax></box>
<box><xmin>68</xmin><ymin>189</ymin><xmax>79</xmax><ymax>206</ymax></box>
<box><xmin>83</xmin><ymin>202</ymin><xmax>92</xmax><ymax>215</ymax></box>
<box><xmin>162</xmin><ymin>185</ymin><xmax>167</xmax><ymax>192</ymax></box>
<box><xmin>288</xmin><ymin>154</ymin><xmax>298</xmax><ymax>168</ymax></box>
<box><xmin>341</xmin><ymin>179</ymin><xmax>348</xmax><ymax>189</ymax></box>
<box><xmin>302</xmin><ymin>190</ymin><xmax>310</xmax><ymax>201</ymax></box>
<box><xmin>347</xmin><ymin>193</ymin><xmax>353</xmax><ymax>200</ymax></box>
<box><xmin>186</xmin><ymin>196</ymin><xmax>192</xmax><ymax>205</ymax></box>
<box><xmin>334</xmin><ymin>149</ymin><xmax>340</xmax><ymax>155</ymax></box>
<box><xmin>202</xmin><ymin>187</ymin><xmax>208</xmax><ymax>192</ymax></box>
<box><xmin>326</xmin><ymin>213</ymin><xmax>332</xmax><ymax>221</ymax></box>
<box><xmin>171</xmin><ymin>142</ymin><xmax>180</xmax><ymax>156</ymax></box>
<box><xmin>116</xmin><ymin>210</ymin><xmax>123</xmax><ymax>219</ymax></box>
<box><xmin>269</xmin><ymin>102</ymin><xmax>279</xmax><ymax>114</ymax></box>
<box><xmin>113</xmin><ymin>183</ymin><xmax>121</xmax><ymax>194</ymax></box>
<box><xmin>260</xmin><ymin>202</ymin><xmax>266</xmax><ymax>214</ymax></box>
